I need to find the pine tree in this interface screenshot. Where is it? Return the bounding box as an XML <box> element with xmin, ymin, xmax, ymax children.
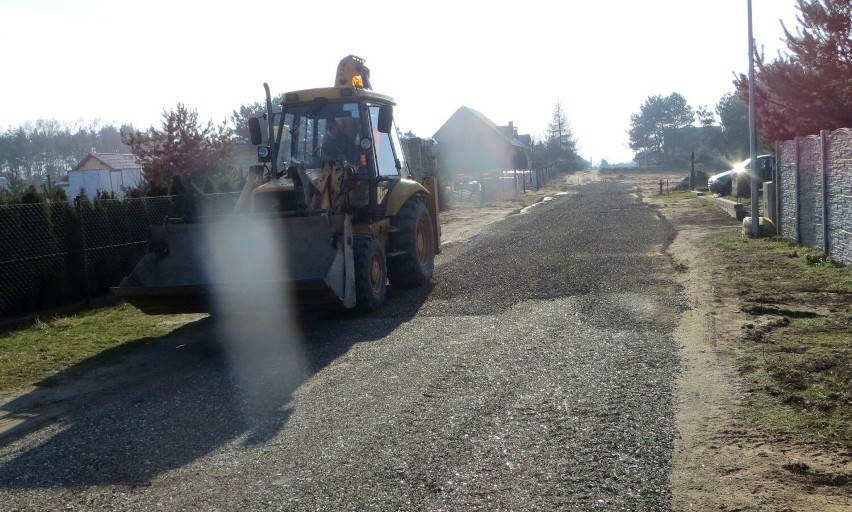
<box><xmin>545</xmin><ymin>100</ymin><xmax>578</xmax><ymax>161</ymax></box>
<box><xmin>628</xmin><ymin>93</ymin><xmax>695</xmax><ymax>159</ymax></box>
<box><xmin>715</xmin><ymin>92</ymin><xmax>750</xmax><ymax>159</ymax></box>
<box><xmin>736</xmin><ymin>0</ymin><xmax>852</xmax><ymax>141</ymax></box>
<box><xmin>122</xmin><ymin>104</ymin><xmax>234</xmax><ymax>194</ymax></box>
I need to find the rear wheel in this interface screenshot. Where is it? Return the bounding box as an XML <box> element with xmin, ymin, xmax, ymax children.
<box><xmin>388</xmin><ymin>195</ymin><xmax>434</xmax><ymax>288</ymax></box>
<box><xmin>354</xmin><ymin>234</ymin><xmax>386</xmax><ymax>312</ymax></box>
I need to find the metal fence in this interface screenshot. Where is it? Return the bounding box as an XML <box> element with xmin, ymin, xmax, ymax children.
<box><xmin>0</xmin><ymin>192</ymin><xmax>239</xmax><ymax>320</ymax></box>
<box><xmin>0</xmin><ymin>162</ymin><xmax>570</xmax><ymax>321</ymax></box>
<box><xmin>448</xmin><ymin>165</ymin><xmax>563</xmax><ymax>206</ymax></box>
<box><xmin>533</xmin><ymin>161</ymin><xmax>561</xmax><ymax>189</ymax></box>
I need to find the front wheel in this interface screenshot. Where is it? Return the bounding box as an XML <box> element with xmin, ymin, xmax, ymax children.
<box><xmin>388</xmin><ymin>195</ymin><xmax>434</xmax><ymax>288</ymax></box>
<box><xmin>354</xmin><ymin>234</ymin><xmax>386</xmax><ymax>312</ymax></box>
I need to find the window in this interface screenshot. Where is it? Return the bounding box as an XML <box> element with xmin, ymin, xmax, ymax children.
<box><xmin>369</xmin><ymin>106</ymin><xmax>400</xmax><ymax>178</ymax></box>
<box><xmin>389</xmin><ymin>122</ymin><xmax>409</xmax><ymax>178</ymax></box>
<box><xmin>279</xmin><ymin>102</ymin><xmax>361</xmax><ymax>168</ymax></box>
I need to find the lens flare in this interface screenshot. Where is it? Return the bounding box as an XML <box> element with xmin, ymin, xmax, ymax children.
<box><xmin>202</xmin><ymin>217</ymin><xmax>307</xmax><ymax>421</ymax></box>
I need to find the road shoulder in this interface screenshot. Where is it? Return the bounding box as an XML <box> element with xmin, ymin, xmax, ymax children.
<box><xmin>659</xmin><ymin>194</ymin><xmax>852</xmax><ymax>512</ymax></box>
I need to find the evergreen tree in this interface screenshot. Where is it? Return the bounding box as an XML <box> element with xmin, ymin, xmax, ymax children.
<box><xmin>231</xmin><ymin>92</ymin><xmax>286</xmax><ymax>141</ymax></box>
<box><xmin>545</xmin><ymin>100</ymin><xmax>579</xmax><ymax>162</ymax></box>
<box><xmin>715</xmin><ymin>92</ymin><xmax>751</xmax><ymax>159</ymax></box>
<box><xmin>696</xmin><ymin>105</ymin><xmax>716</xmax><ymax>127</ymax></box>
<box><xmin>0</xmin><ymin>120</ymin><xmax>134</xmax><ymax>185</ymax></box>
<box><xmin>628</xmin><ymin>93</ymin><xmax>695</xmax><ymax>160</ymax></box>
<box><xmin>736</xmin><ymin>0</ymin><xmax>852</xmax><ymax>141</ymax></box>
<box><xmin>122</xmin><ymin>104</ymin><xmax>234</xmax><ymax>193</ymax></box>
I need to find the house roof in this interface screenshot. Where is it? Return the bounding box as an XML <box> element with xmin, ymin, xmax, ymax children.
<box><xmin>434</xmin><ymin>106</ymin><xmax>528</xmax><ymax>150</ymax></box>
<box><xmin>73</xmin><ymin>152</ymin><xmax>141</xmax><ymax>172</ymax></box>
<box><xmin>515</xmin><ymin>133</ymin><xmax>532</xmax><ymax>148</ymax></box>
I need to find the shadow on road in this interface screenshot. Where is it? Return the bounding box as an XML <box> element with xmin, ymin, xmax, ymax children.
<box><xmin>0</xmin><ymin>283</ymin><xmax>433</xmax><ymax>488</ymax></box>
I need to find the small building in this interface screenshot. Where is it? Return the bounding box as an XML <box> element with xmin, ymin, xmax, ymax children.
<box><xmin>61</xmin><ymin>152</ymin><xmax>143</xmax><ymax>200</ymax></box>
<box><xmin>232</xmin><ymin>142</ymin><xmax>260</xmax><ymax>176</ymax></box>
<box><xmin>432</xmin><ymin>106</ymin><xmax>530</xmax><ymax>181</ymax></box>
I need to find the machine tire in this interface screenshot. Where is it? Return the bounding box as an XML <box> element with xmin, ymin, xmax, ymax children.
<box><xmin>388</xmin><ymin>195</ymin><xmax>434</xmax><ymax>288</ymax></box>
<box><xmin>354</xmin><ymin>234</ymin><xmax>386</xmax><ymax>312</ymax></box>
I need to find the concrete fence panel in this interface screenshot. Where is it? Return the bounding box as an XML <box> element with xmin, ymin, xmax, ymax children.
<box><xmin>797</xmin><ymin>136</ymin><xmax>823</xmax><ymax>249</ymax></box>
<box><xmin>777</xmin><ymin>139</ymin><xmax>798</xmax><ymax>241</ymax></box>
<box><xmin>827</xmin><ymin>129</ymin><xmax>852</xmax><ymax>263</ymax></box>
<box><xmin>777</xmin><ymin>128</ymin><xmax>852</xmax><ymax>266</ymax></box>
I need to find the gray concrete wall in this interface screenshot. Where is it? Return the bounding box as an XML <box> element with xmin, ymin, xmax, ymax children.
<box><xmin>777</xmin><ymin>128</ymin><xmax>852</xmax><ymax>266</ymax></box>
<box><xmin>798</xmin><ymin>136</ymin><xmax>823</xmax><ymax>249</ymax></box>
<box><xmin>826</xmin><ymin>130</ymin><xmax>852</xmax><ymax>263</ymax></box>
<box><xmin>778</xmin><ymin>139</ymin><xmax>797</xmax><ymax>241</ymax></box>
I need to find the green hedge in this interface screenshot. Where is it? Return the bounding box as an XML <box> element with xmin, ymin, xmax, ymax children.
<box><xmin>0</xmin><ymin>196</ymin><xmax>181</xmax><ymax>319</ymax></box>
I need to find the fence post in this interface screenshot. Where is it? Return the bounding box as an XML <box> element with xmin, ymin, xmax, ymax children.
<box><xmin>774</xmin><ymin>141</ymin><xmax>781</xmax><ymax>237</ymax></box>
<box><xmin>74</xmin><ymin>196</ymin><xmax>91</xmax><ymax>308</ymax></box>
<box><xmin>794</xmin><ymin>136</ymin><xmax>801</xmax><ymax>244</ymax></box>
<box><xmin>820</xmin><ymin>129</ymin><xmax>830</xmax><ymax>255</ymax></box>
<box><xmin>690</xmin><ymin>152</ymin><xmax>694</xmax><ymax>190</ymax></box>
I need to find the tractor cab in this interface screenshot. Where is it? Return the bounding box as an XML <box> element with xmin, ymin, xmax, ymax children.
<box><xmin>249</xmin><ymin>89</ymin><xmax>410</xmax><ymax>221</ymax></box>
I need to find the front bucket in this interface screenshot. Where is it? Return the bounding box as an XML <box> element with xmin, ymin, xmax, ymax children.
<box><xmin>112</xmin><ymin>214</ymin><xmax>354</xmax><ymax>314</ymax></box>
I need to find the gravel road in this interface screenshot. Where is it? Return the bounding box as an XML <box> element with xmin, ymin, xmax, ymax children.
<box><xmin>0</xmin><ymin>180</ymin><xmax>684</xmax><ymax>511</ymax></box>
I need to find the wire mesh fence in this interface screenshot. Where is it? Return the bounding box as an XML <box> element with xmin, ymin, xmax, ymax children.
<box><xmin>447</xmin><ymin>168</ymin><xmax>553</xmax><ymax>206</ymax></box>
<box><xmin>0</xmin><ymin>165</ymin><xmax>564</xmax><ymax>322</ymax></box>
<box><xmin>0</xmin><ymin>192</ymin><xmax>240</xmax><ymax>321</ymax></box>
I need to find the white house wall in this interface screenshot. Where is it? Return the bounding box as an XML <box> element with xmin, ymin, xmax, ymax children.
<box><xmin>63</xmin><ymin>168</ymin><xmax>143</xmax><ymax>201</ymax></box>
<box><xmin>111</xmin><ymin>169</ymin><xmax>142</xmax><ymax>194</ymax></box>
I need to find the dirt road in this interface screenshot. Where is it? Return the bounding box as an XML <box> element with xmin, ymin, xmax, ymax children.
<box><xmin>0</xmin><ymin>178</ymin><xmax>681</xmax><ymax>510</ymax></box>
<box><xmin>0</xmin><ymin>172</ymin><xmax>848</xmax><ymax>510</ymax></box>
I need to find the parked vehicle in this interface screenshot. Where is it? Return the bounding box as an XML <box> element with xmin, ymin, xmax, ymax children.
<box><xmin>708</xmin><ymin>155</ymin><xmax>775</xmax><ymax>196</ymax></box>
<box><xmin>733</xmin><ymin>154</ymin><xmax>775</xmax><ymax>197</ymax></box>
<box><xmin>707</xmin><ymin>170</ymin><xmax>733</xmax><ymax>195</ymax></box>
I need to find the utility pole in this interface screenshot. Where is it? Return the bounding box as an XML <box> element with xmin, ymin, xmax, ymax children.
<box><xmin>747</xmin><ymin>0</ymin><xmax>760</xmax><ymax>237</ymax></box>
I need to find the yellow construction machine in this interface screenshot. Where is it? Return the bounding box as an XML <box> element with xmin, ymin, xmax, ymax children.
<box><xmin>113</xmin><ymin>55</ymin><xmax>440</xmax><ymax>314</ymax></box>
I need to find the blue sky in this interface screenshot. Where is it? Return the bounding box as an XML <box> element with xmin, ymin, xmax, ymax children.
<box><xmin>1</xmin><ymin>0</ymin><xmax>800</xmax><ymax>164</ymax></box>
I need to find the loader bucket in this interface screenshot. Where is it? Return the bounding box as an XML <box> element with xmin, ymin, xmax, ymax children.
<box><xmin>112</xmin><ymin>213</ymin><xmax>355</xmax><ymax>314</ymax></box>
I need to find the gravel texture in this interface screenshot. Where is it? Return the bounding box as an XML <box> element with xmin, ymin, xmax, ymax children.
<box><xmin>0</xmin><ymin>180</ymin><xmax>684</xmax><ymax>511</ymax></box>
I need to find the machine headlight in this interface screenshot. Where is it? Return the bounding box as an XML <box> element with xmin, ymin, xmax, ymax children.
<box><xmin>257</xmin><ymin>145</ymin><xmax>271</xmax><ymax>162</ymax></box>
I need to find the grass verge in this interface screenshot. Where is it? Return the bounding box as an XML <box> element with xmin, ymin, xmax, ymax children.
<box><xmin>0</xmin><ymin>303</ymin><xmax>204</xmax><ymax>400</ymax></box>
<box><xmin>711</xmin><ymin>231</ymin><xmax>852</xmax><ymax>447</ymax></box>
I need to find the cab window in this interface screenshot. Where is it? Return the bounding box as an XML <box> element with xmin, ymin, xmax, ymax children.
<box><xmin>369</xmin><ymin>105</ymin><xmax>400</xmax><ymax>178</ymax></box>
<box><xmin>389</xmin><ymin>121</ymin><xmax>409</xmax><ymax>178</ymax></box>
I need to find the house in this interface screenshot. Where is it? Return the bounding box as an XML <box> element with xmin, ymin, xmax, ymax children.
<box><xmin>60</xmin><ymin>152</ymin><xmax>143</xmax><ymax>200</ymax></box>
<box><xmin>232</xmin><ymin>142</ymin><xmax>260</xmax><ymax>175</ymax></box>
<box><xmin>432</xmin><ymin>106</ymin><xmax>530</xmax><ymax>181</ymax></box>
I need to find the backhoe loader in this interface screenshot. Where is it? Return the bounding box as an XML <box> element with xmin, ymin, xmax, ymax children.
<box><xmin>112</xmin><ymin>56</ymin><xmax>440</xmax><ymax>314</ymax></box>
